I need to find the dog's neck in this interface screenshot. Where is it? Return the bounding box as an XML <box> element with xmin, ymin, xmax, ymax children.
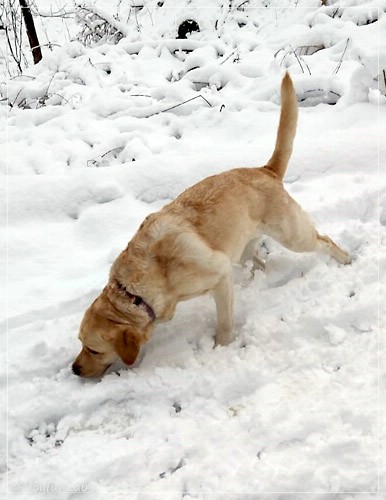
<box><xmin>115</xmin><ymin>281</ymin><xmax>156</xmax><ymax>322</ymax></box>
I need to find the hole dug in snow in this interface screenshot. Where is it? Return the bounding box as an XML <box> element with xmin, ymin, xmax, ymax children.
<box><xmin>177</xmin><ymin>20</ymin><xmax>200</xmax><ymax>39</ymax></box>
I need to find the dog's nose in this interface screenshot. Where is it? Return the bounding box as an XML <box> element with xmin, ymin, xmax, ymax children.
<box><xmin>72</xmin><ymin>363</ymin><xmax>82</xmax><ymax>376</ymax></box>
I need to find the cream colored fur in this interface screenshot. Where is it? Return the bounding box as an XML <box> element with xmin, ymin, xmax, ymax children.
<box><xmin>72</xmin><ymin>73</ymin><xmax>351</xmax><ymax>378</ymax></box>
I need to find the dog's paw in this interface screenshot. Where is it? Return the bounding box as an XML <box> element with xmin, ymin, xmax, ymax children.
<box><xmin>341</xmin><ymin>252</ymin><xmax>353</xmax><ymax>265</ymax></box>
<box><xmin>214</xmin><ymin>330</ymin><xmax>232</xmax><ymax>347</ymax></box>
<box><xmin>333</xmin><ymin>247</ymin><xmax>352</xmax><ymax>265</ymax></box>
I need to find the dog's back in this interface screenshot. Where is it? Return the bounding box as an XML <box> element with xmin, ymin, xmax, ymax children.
<box><xmin>164</xmin><ymin>72</ymin><xmax>298</xmax><ymax>261</ymax></box>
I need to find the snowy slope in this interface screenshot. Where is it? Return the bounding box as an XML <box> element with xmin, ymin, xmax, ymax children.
<box><xmin>2</xmin><ymin>0</ymin><xmax>386</xmax><ymax>498</ymax></box>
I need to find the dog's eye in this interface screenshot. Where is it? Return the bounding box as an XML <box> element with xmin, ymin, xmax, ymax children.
<box><xmin>133</xmin><ymin>296</ymin><xmax>142</xmax><ymax>306</ymax></box>
<box><xmin>87</xmin><ymin>347</ymin><xmax>100</xmax><ymax>355</ymax></box>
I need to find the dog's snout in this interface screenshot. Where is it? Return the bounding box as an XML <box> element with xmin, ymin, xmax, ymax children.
<box><xmin>72</xmin><ymin>363</ymin><xmax>82</xmax><ymax>376</ymax></box>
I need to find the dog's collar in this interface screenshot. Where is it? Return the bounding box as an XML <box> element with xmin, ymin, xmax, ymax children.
<box><xmin>117</xmin><ymin>282</ymin><xmax>156</xmax><ymax>322</ymax></box>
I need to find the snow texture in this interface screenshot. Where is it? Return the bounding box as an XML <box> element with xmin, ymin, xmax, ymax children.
<box><xmin>1</xmin><ymin>0</ymin><xmax>386</xmax><ymax>498</ymax></box>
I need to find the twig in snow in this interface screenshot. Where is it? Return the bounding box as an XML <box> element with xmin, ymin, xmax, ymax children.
<box><xmin>332</xmin><ymin>8</ymin><xmax>340</xmax><ymax>18</ymax></box>
<box><xmin>143</xmin><ymin>95</ymin><xmax>212</xmax><ymax>118</ymax></box>
<box><xmin>36</xmin><ymin>42</ymin><xmax>61</xmax><ymax>49</ymax></box>
<box><xmin>30</xmin><ymin>3</ymin><xmax>75</xmax><ymax>19</ymax></box>
<box><xmin>295</xmin><ymin>44</ymin><xmax>324</xmax><ymax>56</ymax></box>
<box><xmin>303</xmin><ymin>88</ymin><xmax>341</xmax><ymax>98</ymax></box>
<box><xmin>51</xmin><ymin>93</ymin><xmax>74</xmax><ymax>107</ymax></box>
<box><xmin>143</xmin><ymin>1</ymin><xmax>154</xmax><ymax>26</ymax></box>
<box><xmin>45</xmin><ymin>72</ymin><xmax>56</xmax><ymax>96</ymax></box>
<box><xmin>160</xmin><ymin>95</ymin><xmax>212</xmax><ymax>114</ymax></box>
<box><xmin>332</xmin><ymin>38</ymin><xmax>350</xmax><ymax>75</ymax></box>
<box><xmin>300</xmin><ymin>88</ymin><xmax>341</xmax><ymax>104</ymax></box>
<box><xmin>276</xmin><ymin>46</ymin><xmax>311</xmax><ymax>74</ymax></box>
<box><xmin>290</xmin><ymin>44</ymin><xmax>311</xmax><ymax>75</ymax></box>
<box><xmin>220</xmin><ymin>49</ymin><xmax>239</xmax><ymax>65</ymax></box>
<box><xmin>9</xmin><ymin>74</ymin><xmax>36</xmax><ymax>80</ymax></box>
<box><xmin>8</xmin><ymin>88</ymin><xmax>23</xmax><ymax>108</ymax></box>
<box><xmin>133</xmin><ymin>5</ymin><xmax>141</xmax><ymax>33</ymax></box>
<box><xmin>236</xmin><ymin>0</ymin><xmax>251</xmax><ymax>11</ymax></box>
<box><xmin>87</xmin><ymin>147</ymin><xmax>124</xmax><ymax>167</ymax></box>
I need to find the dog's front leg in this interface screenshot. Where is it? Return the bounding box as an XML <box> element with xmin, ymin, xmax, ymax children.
<box><xmin>212</xmin><ymin>274</ymin><xmax>234</xmax><ymax>346</ymax></box>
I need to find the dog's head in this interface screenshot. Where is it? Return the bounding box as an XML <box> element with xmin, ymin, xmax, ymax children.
<box><xmin>72</xmin><ymin>287</ymin><xmax>154</xmax><ymax>378</ymax></box>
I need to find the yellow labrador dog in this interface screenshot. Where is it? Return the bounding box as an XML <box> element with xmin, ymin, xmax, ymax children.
<box><xmin>72</xmin><ymin>73</ymin><xmax>351</xmax><ymax>378</ymax></box>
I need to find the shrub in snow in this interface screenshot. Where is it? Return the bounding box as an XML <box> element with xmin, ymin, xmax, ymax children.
<box><xmin>1</xmin><ymin>0</ymin><xmax>385</xmax><ymax>172</ymax></box>
<box><xmin>75</xmin><ymin>2</ymin><xmax>126</xmax><ymax>46</ymax></box>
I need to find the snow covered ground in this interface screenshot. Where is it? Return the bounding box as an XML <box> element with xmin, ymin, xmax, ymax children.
<box><xmin>1</xmin><ymin>0</ymin><xmax>386</xmax><ymax>498</ymax></box>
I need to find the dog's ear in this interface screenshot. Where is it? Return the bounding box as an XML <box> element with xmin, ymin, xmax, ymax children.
<box><xmin>114</xmin><ymin>328</ymin><xmax>141</xmax><ymax>365</ymax></box>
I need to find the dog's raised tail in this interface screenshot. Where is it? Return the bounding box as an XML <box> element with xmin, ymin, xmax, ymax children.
<box><xmin>264</xmin><ymin>72</ymin><xmax>298</xmax><ymax>181</ymax></box>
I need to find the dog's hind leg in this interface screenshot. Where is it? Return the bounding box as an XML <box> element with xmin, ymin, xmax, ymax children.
<box><xmin>313</xmin><ymin>233</ymin><xmax>352</xmax><ymax>264</ymax></box>
<box><xmin>212</xmin><ymin>272</ymin><xmax>234</xmax><ymax>346</ymax></box>
<box><xmin>264</xmin><ymin>196</ymin><xmax>351</xmax><ymax>264</ymax></box>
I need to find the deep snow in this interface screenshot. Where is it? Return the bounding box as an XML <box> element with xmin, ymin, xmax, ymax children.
<box><xmin>1</xmin><ymin>1</ymin><xmax>386</xmax><ymax>499</ymax></box>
